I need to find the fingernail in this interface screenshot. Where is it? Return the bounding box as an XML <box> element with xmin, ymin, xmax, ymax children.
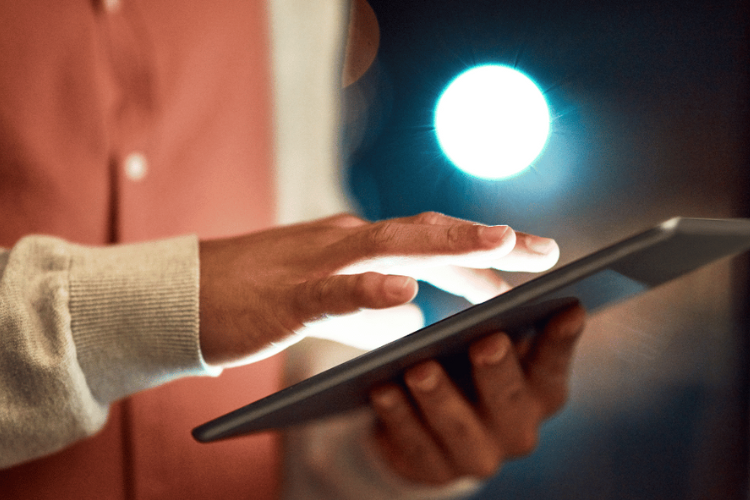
<box><xmin>385</xmin><ymin>275</ymin><xmax>414</xmax><ymax>299</ymax></box>
<box><xmin>528</xmin><ymin>237</ymin><xmax>557</xmax><ymax>255</ymax></box>
<box><xmin>476</xmin><ymin>335</ymin><xmax>510</xmax><ymax>366</ymax></box>
<box><xmin>478</xmin><ymin>225</ymin><xmax>511</xmax><ymax>246</ymax></box>
<box><xmin>406</xmin><ymin>363</ymin><xmax>439</xmax><ymax>392</ymax></box>
<box><xmin>371</xmin><ymin>388</ymin><xmax>399</xmax><ymax>410</ymax></box>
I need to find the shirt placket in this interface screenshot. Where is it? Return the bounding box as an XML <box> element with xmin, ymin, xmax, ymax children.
<box><xmin>96</xmin><ymin>0</ymin><xmax>156</xmax><ymax>241</ymax></box>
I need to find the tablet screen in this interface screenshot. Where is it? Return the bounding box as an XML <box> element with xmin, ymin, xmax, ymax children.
<box><xmin>193</xmin><ymin>217</ymin><xmax>750</xmax><ymax>442</ymax></box>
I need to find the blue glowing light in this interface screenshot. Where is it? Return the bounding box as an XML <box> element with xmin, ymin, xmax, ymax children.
<box><xmin>434</xmin><ymin>65</ymin><xmax>550</xmax><ymax>180</ymax></box>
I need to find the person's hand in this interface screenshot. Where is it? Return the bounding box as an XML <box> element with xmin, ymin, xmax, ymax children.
<box><xmin>198</xmin><ymin>212</ymin><xmax>559</xmax><ymax>366</ymax></box>
<box><xmin>369</xmin><ymin>304</ymin><xmax>585</xmax><ymax>485</ymax></box>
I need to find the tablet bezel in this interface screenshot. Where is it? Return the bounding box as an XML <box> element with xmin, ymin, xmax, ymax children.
<box><xmin>193</xmin><ymin>217</ymin><xmax>750</xmax><ymax>443</ymax></box>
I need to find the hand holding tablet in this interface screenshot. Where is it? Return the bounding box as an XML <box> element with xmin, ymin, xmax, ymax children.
<box><xmin>194</xmin><ymin>217</ymin><xmax>750</xmax><ymax>443</ymax></box>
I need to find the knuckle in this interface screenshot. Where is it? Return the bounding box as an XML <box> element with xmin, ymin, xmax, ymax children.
<box><xmin>443</xmin><ymin>417</ymin><xmax>473</xmax><ymax>443</ymax></box>
<box><xmin>541</xmin><ymin>385</ymin><xmax>570</xmax><ymax>416</ymax></box>
<box><xmin>472</xmin><ymin>452</ymin><xmax>503</xmax><ymax>479</ymax></box>
<box><xmin>454</xmin><ymin>440</ymin><xmax>502</xmax><ymax>479</ymax></box>
<box><xmin>414</xmin><ymin>211</ymin><xmax>445</xmax><ymax>225</ymax></box>
<box><xmin>379</xmin><ymin>403</ymin><xmax>408</xmax><ymax>426</ymax></box>
<box><xmin>367</xmin><ymin>222</ymin><xmax>399</xmax><ymax>251</ymax></box>
<box><xmin>500</xmin><ymin>380</ymin><xmax>526</xmax><ymax>404</ymax></box>
<box><xmin>311</xmin><ymin>278</ymin><xmax>331</xmax><ymax>306</ymax></box>
<box><xmin>350</xmin><ymin>272</ymin><xmax>381</xmax><ymax>306</ymax></box>
<box><xmin>510</xmin><ymin>426</ymin><xmax>539</xmax><ymax>457</ymax></box>
<box><xmin>297</xmin><ymin>279</ymin><xmax>329</xmax><ymax>318</ymax></box>
<box><xmin>399</xmin><ymin>438</ymin><xmax>432</xmax><ymax>465</ymax></box>
<box><xmin>283</xmin><ymin>283</ymin><xmax>315</xmax><ymax>329</ymax></box>
<box><xmin>332</xmin><ymin>213</ymin><xmax>366</xmax><ymax>227</ymax></box>
<box><xmin>446</xmin><ymin>224</ymin><xmax>463</xmax><ymax>246</ymax></box>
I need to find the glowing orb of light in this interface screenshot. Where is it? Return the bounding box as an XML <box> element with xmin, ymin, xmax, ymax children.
<box><xmin>434</xmin><ymin>65</ymin><xmax>550</xmax><ymax>180</ymax></box>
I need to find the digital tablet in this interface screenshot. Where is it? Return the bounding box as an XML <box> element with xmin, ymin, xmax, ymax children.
<box><xmin>193</xmin><ymin>217</ymin><xmax>750</xmax><ymax>443</ymax></box>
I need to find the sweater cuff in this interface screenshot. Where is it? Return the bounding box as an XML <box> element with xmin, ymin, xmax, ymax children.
<box><xmin>68</xmin><ymin>235</ymin><xmax>220</xmax><ymax>405</ymax></box>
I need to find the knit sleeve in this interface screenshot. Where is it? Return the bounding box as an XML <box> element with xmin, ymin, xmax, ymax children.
<box><xmin>0</xmin><ymin>234</ymin><xmax>218</xmax><ymax>469</ymax></box>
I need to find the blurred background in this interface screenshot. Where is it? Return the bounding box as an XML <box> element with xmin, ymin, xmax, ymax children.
<box><xmin>342</xmin><ymin>0</ymin><xmax>750</xmax><ymax>498</ymax></box>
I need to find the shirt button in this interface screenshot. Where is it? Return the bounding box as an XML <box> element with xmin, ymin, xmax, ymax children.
<box><xmin>101</xmin><ymin>0</ymin><xmax>122</xmax><ymax>13</ymax></box>
<box><xmin>124</xmin><ymin>153</ymin><xmax>148</xmax><ymax>181</ymax></box>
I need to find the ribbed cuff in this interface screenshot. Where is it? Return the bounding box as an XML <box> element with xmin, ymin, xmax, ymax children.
<box><xmin>68</xmin><ymin>235</ymin><xmax>220</xmax><ymax>405</ymax></box>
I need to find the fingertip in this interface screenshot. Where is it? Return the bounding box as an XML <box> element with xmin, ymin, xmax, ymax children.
<box><xmin>477</xmin><ymin>225</ymin><xmax>515</xmax><ymax>250</ymax></box>
<box><xmin>404</xmin><ymin>361</ymin><xmax>441</xmax><ymax>392</ymax></box>
<box><xmin>371</xmin><ymin>385</ymin><xmax>402</xmax><ymax>412</ymax></box>
<box><xmin>542</xmin><ymin>239</ymin><xmax>560</xmax><ymax>268</ymax></box>
<box><xmin>550</xmin><ymin>303</ymin><xmax>587</xmax><ymax>338</ymax></box>
<box><xmin>370</xmin><ymin>385</ymin><xmax>403</xmax><ymax>416</ymax></box>
<box><xmin>528</xmin><ymin>236</ymin><xmax>558</xmax><ymax>255</ymax></box>
<box><xmin>470</xmin><ymin>333</ymin><xmax>511</xmax><ymax>367</ymax></box>
<box><xmin>384</xmin><ymin>275</ymin><xmax>418</xmax><ymax>303</ymax></box>
<box><xmin>512</xmin><ymin>233</ymin><xmax>560</xmax><ymax>272</ymax></box>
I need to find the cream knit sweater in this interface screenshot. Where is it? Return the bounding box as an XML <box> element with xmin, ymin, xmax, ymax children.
<box><xmin>0</xmin><ymin>1</ymin><xmax>477</xmax><ymax>497</ymax></box>
<box><xmin>0</xmin><ymin>235</ymin><xmax>207</xmax><ymax>468</ymax></box>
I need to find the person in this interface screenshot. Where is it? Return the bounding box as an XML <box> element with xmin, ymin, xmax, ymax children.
<box><xmin>0</xmin><ymin>0</ymin><xmax>586</xmax><ymax>498</ymax></box>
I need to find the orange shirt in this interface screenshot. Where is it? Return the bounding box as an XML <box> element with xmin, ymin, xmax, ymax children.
<box><xmin>0</xmin><ymin>0</ymin><xmax>283</xmax><ymax>498</ymax></box>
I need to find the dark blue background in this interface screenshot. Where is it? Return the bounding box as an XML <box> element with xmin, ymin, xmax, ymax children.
<box><xmin>344</xmin><ymin>0</ymin><xmax>750</xmax><ymax>497</ymax></box>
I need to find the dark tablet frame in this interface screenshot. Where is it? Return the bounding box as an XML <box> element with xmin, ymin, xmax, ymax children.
<box><xmin>193</xmin><ymin>217</ymin><xmax>750</xmax><ymax>443</ymax></box>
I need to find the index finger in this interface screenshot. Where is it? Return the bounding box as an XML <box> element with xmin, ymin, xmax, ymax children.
<box><xmin>480</xmin><ymin>231</ymin><xmax>560</xmax><ymax>273</ymax></box>
<box><xmin>394</xmin><ymin>213</ymin><xmax>559</xmax><ymax>273</ymax></box>
<box><xmin>337</xmin><ymin>214</ymin><xmax>518</xmax><ymax>273</ymax></box>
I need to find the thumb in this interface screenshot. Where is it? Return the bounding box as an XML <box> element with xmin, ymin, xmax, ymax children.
<box><xmin>290</xmin><ymin>272</ymin><xmax>419</xmax><ymax>323</ymax></box>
